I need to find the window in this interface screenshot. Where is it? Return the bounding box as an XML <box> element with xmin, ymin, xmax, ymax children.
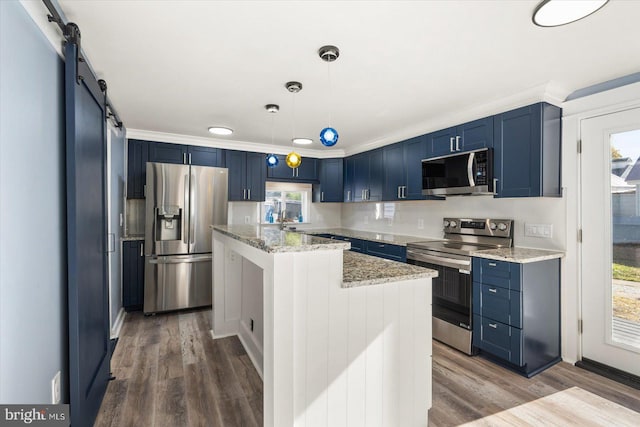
<box><xmin>261</xmin><ymin>182</ymin><xmax>311</xmax><ymax>224</ymax></box>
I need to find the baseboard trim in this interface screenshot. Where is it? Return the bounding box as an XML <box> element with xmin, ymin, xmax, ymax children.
<box><xmin>208</xmin><ymin>329</ymin><xmax>264</xmax><ymax>380</ymax></box>
<box><xmin>238</xmin><ymin>322</ymin><xmax>264</xmax><ymax>380</ymax></box>
<box><xmin>576</xmin><ymin>358</ymin><xmax>640</xmax><ymax>390</ymax></box>
<box><xmin>110</xmin><ymin>308</ymin><xmax>126</xmax><ymax>339</ymax></box>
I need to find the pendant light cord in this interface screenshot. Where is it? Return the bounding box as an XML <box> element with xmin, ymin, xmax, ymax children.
<box><xmin>327</xmin><ymin>59</ymin><xmax>333</xmax><ymax>125</ymax></box>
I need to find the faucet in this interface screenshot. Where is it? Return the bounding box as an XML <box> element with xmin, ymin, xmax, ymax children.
<box><xmin>279</xmin><ymin>213</ymin><xmax>287</xmax><ymax>230</ymax></box>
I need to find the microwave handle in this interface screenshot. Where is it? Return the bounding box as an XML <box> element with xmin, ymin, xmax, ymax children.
<box><xmin>467</xmin><ymin>152</ymin><xmax>475</xmax><ymax>187</ymax></box>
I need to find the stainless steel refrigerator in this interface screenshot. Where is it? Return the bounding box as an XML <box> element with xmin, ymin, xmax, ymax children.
<box><xmin>144</xmin><ymin>162</ymin><xmax>228</xmax><ymax>314</ymax></box>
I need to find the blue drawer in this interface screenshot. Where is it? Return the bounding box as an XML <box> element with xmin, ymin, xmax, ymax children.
<box><xmin>332</xmin><ymin>235</ymin><xmax>365</xmax><ymax>253</ymax></box>
<box><xmin>473</xmin><ymin>283</ymin><xmax>521</xmax><ymax>328</ymax></box>
<box><xmin>473</xmin><ymin>258</ymin><xmax>521</xmax><ymax>291</ymax></box>
<box><xmin>473</xmin><ymin>315</ymin><xmax>523</xmax><ymax>366</ymax></box>
<box><xmin>365</xmin><ymin>241</ymin><xmax>406</xmax><ymax>262</ymax></box>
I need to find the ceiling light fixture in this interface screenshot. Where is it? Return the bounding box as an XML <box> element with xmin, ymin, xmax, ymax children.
<box><xmin>532</xmin><ymin>0</ymin><xmax>609</xmax><ymax>27</ymax></box>
<box><xmin>207</xmin><ymin>126</ymin><xmax>233</xmax><ymax>136</ymax></box>
<box><xmin>318</xmin><ymin>45</ymin><xmax>340</xmax><ymax>147</ymax></box>
<box><xmin>265</xmin><ymin>104</ymin><xmax>280</xmax><ymax>168</ymax></box>
<box><xmin>292</xmin><ymin>138</ymin><xmax>313</xmax><ymax>145</ymax></box>
<box><xmin>285</xmin><ymin>81</ymin><xmax>302</xmax><ymax>169</ymax></box>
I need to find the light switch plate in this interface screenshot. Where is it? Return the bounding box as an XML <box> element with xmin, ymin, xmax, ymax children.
<box><xmin>525</xmin><ymin>223</ymin><xmax>553</xmax><ymax>238</ymax></box>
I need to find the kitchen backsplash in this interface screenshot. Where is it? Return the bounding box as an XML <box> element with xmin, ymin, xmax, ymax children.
<box><xmin>341</xmin><ymin>196</ymin><xmax>566</xmax><ymax>250</ymax></box>
<box><xmin>228</xmin><ymin>201</ymin><xmax>343</xmax><ymax>229</ymax></box>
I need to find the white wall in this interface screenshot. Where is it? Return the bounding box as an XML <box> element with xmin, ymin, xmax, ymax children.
<box><xmin>342</xmin><ymin>196</ymin><xmax>566</xmax><ymax>250</ymax></box>
<box><xmin>0</xmin><ymin>0</ymin><xmax>67</xmax><ymax>403</ymax></box>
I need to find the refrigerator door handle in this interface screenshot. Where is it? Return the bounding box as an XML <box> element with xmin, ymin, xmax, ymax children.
<box><xmin>190</xmin><ymin>172</ymin><xmax>196</xmax><ymax>248</ymax></box>
<box><xmin>148</xmin><ymin>254</ymin><xmax>212</xmax><ymax>264</ymax></box>
<box><xmin>183</xmin><ymin>174</ymin><xmax>190</xmax><ymax>245</ymax></box>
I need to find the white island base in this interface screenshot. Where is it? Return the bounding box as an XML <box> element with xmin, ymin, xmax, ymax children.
<box><xmin>212</xmin><ymin>229</ymin><xmax>433</xmax><ymax>427</ymax></box>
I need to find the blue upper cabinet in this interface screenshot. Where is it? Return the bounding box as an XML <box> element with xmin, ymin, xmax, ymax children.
<box><xmin>267</xmin><ymin>155</ymin><xmax>318</xmax><ymax>182</ymax></box>
<box><xmin>353</xmin><ymin>149</ymin><xmax>383</xmax><ymax>202</ymax></box>
<box><xmin>493</xmin><ymin>102</ymin><xmax>561</xmax><ymax>198</ymax></box>
<box><xmin>227</xmin><ymin>150</ymin><xmax>266</xmax><ymax>202</ymax></box>
<box><xmin>127</xmin><ymin>139</ymin><xmax>149</xmax><ymax>199</ymax></box>
<box><xmin>343</xmin><ymin>157</ymin><xmax>356</xmax><ymax>202</ymax></box>
<box><xmin>148</xmin><ymin>142</ymin><xmax>187</xmax><ymax>164</ymax></box>
<box><xmin>313</xmin><ymin>158</ymin><xmax>344</xmax><ymax>202</ymax></box>
<box><xmin>428</xmin><ymin>116</ymin><xmax>494</xmax><ymax>157</ymax></box>
<box><xmin>383</xmin><ymin>136</ymin><xmax>430</xmax><ymax>201</ymax></box>
<box><xmin>188</xmin><ymin>145</ymin><xmax>225</xmax><ymax>167</ymax></box>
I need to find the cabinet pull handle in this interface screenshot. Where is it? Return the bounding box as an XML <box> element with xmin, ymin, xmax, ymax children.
<box><xmin>243</xmin><ymin>188</ymin><xmax>247</xmax><ymax>200</ymax></box>
<box><xmin>321</xmin><ymin>191</ymin><xmax>324</xmax><ymax>202</ymax></box>
<box><xmin>183</xmin><ymin>153</ymin><xmax>187</xmax><ymax>164</ymax></box>
<box><xmin>450</xmin><ymin>137</ymin><xmax>455</xmax><ymax>152</ymax></box>
<box><xmin>488</xmin><ymin>288</ymin><xmax>497</xmax><ymax>293</ymax></box>
<box><xmin>247</xmin><ymin>189</ymin><xmax>251</xmax><ymax>200</ymax></box>
<box><xmin>402</xmin><ymin>186</ymin><xmax>407</xmax><ymax>198</ymax></box>
<box><xmin>488</xmin><ymin>323</ymin><xmax>497</xmax><ymax>329</ymax></box>
<box><xmin>347</xmin><ymin>190</ymin><xmax>351</xmax><ymax>201</ymax></box>
<box><xmin>493</xmin><ymin>178</ymin><xmax>499</xmax><ymax>195</ymax></box>
<box><xmin>367</xmin><ymin>189</ymin><xmax>370</xmax><ymax>200</ymax></box>
<box><xmin>189</xmin><ymin>152</ymin><xmax>192</xmax><ymax>164</ymax></box>
<box><xmin>397</xmin><ymin>186</ymin><xmax>402</xmax><ymax>199</ymax></box>
<box><xmin>140</xmin><ymin>243</ymin><xmax>144</xmax><ymax>257</ymax></box>
<box><xmin>488</xmin><ymin>262</ymin><xmax>497</xmax><ymax>267</ymax></box>
<box><xmin>455</xmin><ymin>135</ymin><xmax>461</xmax><ymax>151</ymax></box>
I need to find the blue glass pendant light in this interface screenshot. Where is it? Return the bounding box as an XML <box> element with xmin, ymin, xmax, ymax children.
<box><xmin>265</xmin><ymin>104</ymin><xmax>280</xmax><ymax>168</ymax></box>
<box><xmin>318</xmin><ymin>45</ymin><xmax>340</xmax><ymax>147</ymax></box>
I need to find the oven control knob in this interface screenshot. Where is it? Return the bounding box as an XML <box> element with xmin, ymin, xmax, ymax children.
<box><xmin>497</xmin><ymin>223</ymin><xmax>507</xmax><ymax>231</ymax></box>
<box><xmin>489</xmin><ymin>222</ymin><xmax>497</xmax><ymax>230</ymax></box>
<box><xmin>443</xmin><ymin>220</ymin><xmax>450</xmax><ymax>228</ymax></box>
<box><xmin>449</xmin><ymin>221</ymin><xmax>457</xmax><ymax>228</ymax></box>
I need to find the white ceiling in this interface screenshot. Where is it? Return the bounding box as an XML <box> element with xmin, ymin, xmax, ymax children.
<box><xmin>55</xmin><ymin>0</ymin><xmax>640</xmax><ymax>155</ymax></box>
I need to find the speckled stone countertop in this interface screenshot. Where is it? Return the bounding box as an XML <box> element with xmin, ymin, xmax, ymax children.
<box><xmin>212</xmin><ymin>225</ymin><xmax>350</xmax><ymax>253</ymax></box>
<box><xmin>471</xmin><ymin>247</ymin><xmax>564</xmax><ymax>264</ymax></box>
<box><xmin>343</xmin><ymin>251</ymin><xmax>438</xmax><ymax>288</ymax></box>
<box><xmin>121</xmin><ymin>235</ymin><xmax>144</xmax><ymax>241</ymax></box>
<box><xmin>302</xmin><ymin>228</ymin><xmax>431</xmax><ymax>246</ymax></box>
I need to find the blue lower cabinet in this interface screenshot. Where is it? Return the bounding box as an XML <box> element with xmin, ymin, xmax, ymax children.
<box><xmin>122</xmin><ymin>241</ymin><xmax>144</xmax><ymax>311</ymax></box>
<box><xmin>364</xmin><ymin>241</ymin><xmax>406</xmax><ymax>262</ymax></box>
<box><xmin>472</xmin><ymin>257</ymin><xmax>560</xmax><ymax>377</ymax></box>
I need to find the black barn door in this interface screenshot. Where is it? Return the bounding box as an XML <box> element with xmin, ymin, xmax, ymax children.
<box><xmin>65</xmin><ymin>28</ymin><xmax>110</xmax><ymax>425</ymax></box>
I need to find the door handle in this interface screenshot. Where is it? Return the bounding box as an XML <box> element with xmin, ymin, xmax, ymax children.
<box><xmin>455</xmin><ymin>136</ymin><xmax>461</xmax><ymax>151</ymax></box>
<box><xmin>488</xmin><ymin>323</ymin><xmax>498</xmax><ymax>329</ymax></box>
<box><xmin>190</xmin><ymin>173</ymin><xmax>196</xmax><ymax>246</ymax></box>
<box><xmin>488</xmin><ymin>288</ymin><xmax>497</xmax><ymax>293</ymax></box>
<box><xmin>467</xmin><ymin>152</ymin><xmax>476</xmax><ymax>187</ymax></box>
<box><xmin>183</xmin><ymin>174</ymin><xmax>190</xmax><ymax>244</ymax></box>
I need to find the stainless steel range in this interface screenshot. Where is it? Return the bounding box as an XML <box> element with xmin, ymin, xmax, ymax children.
<box><xmin>407</xmin><ymin>218</ymin><xmax>513</xmax><ymax>355</ymax></box>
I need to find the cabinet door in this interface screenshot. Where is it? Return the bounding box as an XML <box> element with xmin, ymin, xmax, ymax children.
<box><xmin>226</xmin><ymin>150</ymin><xmax>246</xmax><ymax>201</ymax></box>
<box><xmin>353</xmin><ymin>153</ymin><xmax>370</xmax><ymax>202</ymax></box>
<box><xmin>266</xmin><ymin>155</ymin><xmax>293</xmax><ymax>179</ymax></box>
<box><xmin>317</xmin><ymin>158</ymin><xmax>343</xmax><ymax>202</ymax></box>
<box><xmin>368</xmin><ymin>149</ymin><xmax>384</xmax><ymax>201</ymax></box>
<box><xmin>148</xmin><ymin>142</ymin><xmax>187</xmax><ymax>164</ymax></box>
<box><xmin>383</xmin><ymin>143</ymin><xmax>405</xmax><ymax>201</ymax></box>
<box><xmin>428</xmin><ymin>126</ymin><xmax>457</xmax><ymax>157</ymax></box>
<box><xmin>494</xmin><ymin>104</ymin><xmax>542</xmax><ymax>198</ymax></box>
<box><xmin>126</xmin><ymin>139</ymin><xmax>148</xmax><ymax>199</ymax></box>
<box><xmin>123</xmin><ymin>241</ymin><xmax>144</xmax><ymax>310</ymax></box>
<box><xmin>459</xmin><ymin>116</ymin><xmax>493</xmax><ymax>152</ymax></box>
<box><xmin>246</xmin><ymin>152</ymin><xmax>266</xmax><ymax>201</ymax></box>
<box><xmin>188</xmin><ymin>146</ymin><xmax>224</xmax><ymax>167</ymax></box>
<box><xmin>343</xmin><ymin>157</ymin><xmax>355</xmax><ymax>202</ymax></box>
<box><xmin>404</xmin><ymin>136</ymin><xmax>428</xmax><ymax>200</ymax></box>
<box><xmin>296</xmin><ymin>158</ymin><xmax>318</xmax><ymax>181</ymax></box>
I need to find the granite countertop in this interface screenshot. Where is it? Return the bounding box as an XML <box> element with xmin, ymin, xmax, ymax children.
<box><xmin>303</xmin><ymin>228</ymin><xmax>434</xmax><ymax>246</ymax></box>
<box><xmin>343</xmin><ymin>250</ymin><xmax>438</xmax><ymax>288</ymax></box>
<box><xmin>471</xmin><ymin>247</ymin><xmax>565</xmax><ymax>264</ymax></box>
<box><xmin>121</xmin><ymin>235</ymin><xmax>144</xmax><ymax>241</ymax></box>
<box><xmin>212</xmin><ymin>225</ymin><xmax>350</xmax><ymax>253</ymax></box>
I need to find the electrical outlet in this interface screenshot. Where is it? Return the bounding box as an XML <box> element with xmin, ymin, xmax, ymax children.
<box><xmin>525</xmin><ymin>223</ymin><xmax>553</xmax><ymax>238</ymax></box>
<box><xmin>244</xmin><ymin>215</ymin><xmax>250</xmax><ymax>224</ymax></box>
<box><xmin>418</xmin><ymin>219</ymin><xmax>424</xmax><ymax>229</ymax></box>
<box><xmin>51</xmin><ymin>371</ymin><xmax>61</xmax><ymax>404</ymax></box>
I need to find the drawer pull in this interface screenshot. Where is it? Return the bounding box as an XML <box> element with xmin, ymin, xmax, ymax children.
<box><xmin>488</xmin><ymin>323</ymin><xmax>498</xmax><ymax>329</ymax></box>
<box><xmin>488</xmin><ymin>288</ymin><xmax>497</xmax><ymax>293</ymax></box>
<box><xmin>488</xmin><ymin>262</ymin><xmax>497</xmax><ymax>267</ymax></box>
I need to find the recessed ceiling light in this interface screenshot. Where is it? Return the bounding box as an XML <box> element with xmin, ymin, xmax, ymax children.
<box><xmin>208</xmin><ymin>126</ymin><xmax>233</xmax><ymax>136</ymax></box>
<box><xmin>532</xmin><ymin>0</ymin><xmax>608</xmax><ymax>27</ymax></box>
<box><xmin>292</xmin><ymin>138</ymin><xmax>313</xmax><ymax>145</ymax></box>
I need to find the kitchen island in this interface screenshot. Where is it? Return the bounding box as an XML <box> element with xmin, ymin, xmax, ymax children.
<box><xmin>211</xmin><ymin>225</ymin><xmax>437</xmax><ymax>427</ymax></box>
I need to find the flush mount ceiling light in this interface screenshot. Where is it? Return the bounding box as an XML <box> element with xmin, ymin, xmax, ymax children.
<box><xmin>285</xmin><ymin>81</ymin><xmax>303</xmax><ymax>169</ymax></box>
<box><xmin>265</xmin><ymin>104</ymin><xmax>280</xmax><ymax>168</ymax></box>
<box><xmin>207</xmin><ymin>126</ymin><xmax>233</xmax><ymax>136</ymax></box>
<box><xmin>319</xmin><ymin>45</ymin><xmax>340</xmax><ymax>147</ymax></box>
<box><xmin>292</xmin><ymin>138</ymin><xmax>313</xmax><ymax>145</ymax></box>
<box><xmin>532</xmin><ymin>0</ymin><xmax>609</xmax><ymax>27</ymax></box>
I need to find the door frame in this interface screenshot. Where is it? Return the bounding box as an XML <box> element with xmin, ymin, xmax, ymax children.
<box><xmin>563</xmin><ymin>82</ymin><xmax>640</xmax><ymax>364</ymax></box>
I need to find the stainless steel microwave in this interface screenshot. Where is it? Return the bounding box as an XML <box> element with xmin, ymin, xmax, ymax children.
<box><xmin>421</xmin><ymin>148</ymin><xmax>494</xmax><ymax>196</ymax></box>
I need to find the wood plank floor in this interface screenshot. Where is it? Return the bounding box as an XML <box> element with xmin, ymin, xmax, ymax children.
<box><xmin>430</xmin><ymin>340</ymin><xmax>640</xmax><ymax>426</ymax></box>
<box><xmin>96</xmin><ymin>309</ymin><xmax>640</xmax><ymax>426</ymax></box>
<box><xmin>94</xmin><ymin>309</ymin><xmax>262</xmax><ymax>427</ymax></box>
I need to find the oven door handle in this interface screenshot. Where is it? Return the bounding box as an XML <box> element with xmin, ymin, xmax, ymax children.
<box><xmin>407</xmin><ymin>250</ymin><xmax>471</xmax><ymax>272</ymax></box>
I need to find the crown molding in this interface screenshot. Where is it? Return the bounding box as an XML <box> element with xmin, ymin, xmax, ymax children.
<box><xmin>126</xmin><ymin>129</ymin><xmax>346</xmax><ymax>159</ymax></box>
